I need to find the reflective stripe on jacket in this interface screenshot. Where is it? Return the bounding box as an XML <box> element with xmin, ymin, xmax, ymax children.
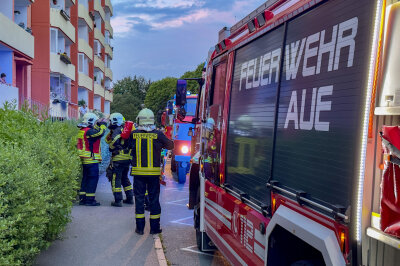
<box><xmin>130</xmin><ymin>130</ymin><xmax>174</xmax><ymax>176</ymax></box>
<box><xmin>77</xmin><ymin>126</ymin><xmax>105</xmax><ymax>163</ymax></box>
<box><xmin>106</xmin><ymin>126</ymin><xmax>132</xmax><ymax>162</ymax></box>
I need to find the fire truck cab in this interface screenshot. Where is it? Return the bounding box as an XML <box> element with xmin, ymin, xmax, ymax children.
<box><xmin>181</xmin><ymin>0</ymin><xmax>400</xmax><ymax>265</ymax></box>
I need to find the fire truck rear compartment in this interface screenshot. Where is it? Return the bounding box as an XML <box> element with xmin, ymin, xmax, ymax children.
<box><xmin>267</xmin><ymin>225</ymin><xmax>325</xmax><ymax>266</ymax></box>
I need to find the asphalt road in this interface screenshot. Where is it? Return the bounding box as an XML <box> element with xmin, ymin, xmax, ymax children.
<box><xmin>161</xmin><ymin>161</ymin><xmax>230</xmax><ymax>266</ymax></box>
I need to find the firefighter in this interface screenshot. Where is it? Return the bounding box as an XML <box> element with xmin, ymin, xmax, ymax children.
<box><xmin>77</xmin><ymin>112</ymin><xmax>107</xmax><ymax>206</ymax></box>
<box><xmin>204</xmin><ymin>118</ymin><xmax>219</xmax><ymax>184</ymax></box>
<box><xmin>130</xmin><ymin>108</ymin><xmax>174</xmax><ymax>235</ymax></box>
<box><xmin>105</xmin><ymin>113</ymin><xmax>134</xmax><ymax>207</ymax></box>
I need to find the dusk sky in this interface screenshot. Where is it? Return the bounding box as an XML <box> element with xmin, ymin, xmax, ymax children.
<box><xmin>110</xmin><ymin>0</ymin><xmax>266</xmax><ymax>82</ymax></box>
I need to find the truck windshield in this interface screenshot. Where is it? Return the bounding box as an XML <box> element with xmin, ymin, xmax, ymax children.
<box><xmin>184</xmin><ymin>98</ymin><xmax>197</xmax><ymax>116</ymax></box>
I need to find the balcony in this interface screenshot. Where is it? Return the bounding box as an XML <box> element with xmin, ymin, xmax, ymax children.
<box><xmin>105</xmin><ymin>67</ymin><xmax>113</xmax><ymax>80</ymax></box>
<box><xmin>105</xmin><ymin>89</ymin><xmax>113</xmax><ymax>102</ymax></box>
<box><xmin>105</xmin><ymin>21</ymin><xmax>113</xmax><ymax>37</ymax></box>
<box><xmin>94</xmin><ymin>0</ymin><xmax>105</xmax><ymax>21</ymax></box>
<box><xmin>0</xmin><ymin>84</ymin><xmax>19</xmax><ymax>108</ymax></box>
<box><xmin>105</xmin><ymin>44</ymin><xmax>113</xmax><ymax>58</ymax></box>
<box><xmin>50</xmin><ymin>8</ymin><xmax>75</xmax><ymax>42</ymax></box>
<box><xmin>50</xmin><ymin>53</ymin><xmax>75</xmax><ymax>80</ymax></box>
<box><xmin>105</xmin><ymin>0</ymin><xmax>113</xmax><ymax>16</ymax></box>
<box><xmin>0</xmin><ymin>12</ymin><xmax>34</xmax><ymax>58</ymax></box>
<box><xmin>78</xmin><ymin>38</ymin><xmax>93</xmax><ymax>59</ymax></box>
<box><xmin>94</xmin><ymin>28</ymin><xmax>105</xmax><ymax>47</ymax></box>
<box><xmin>94</xmin><ymin>83</ymin><xmax>105</xmax><ymax>97</ymax></box>
<box><xmin>78</xmin><ymin>4</ymin><xmax>93</xmax><ymax>30</ymax></box>
<box><xmin>78</xmin><ymin>72</ymin><xmax>93</xmax><ymax>91</ymax></box>
<box><xmin>94</xmin><ymin>56</ymin><xmax>105</xmax><ymax>72</ymax></box>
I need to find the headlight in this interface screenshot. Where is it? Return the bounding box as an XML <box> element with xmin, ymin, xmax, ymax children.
<box><xmin>181</xmin><ymin>145</ymin><xmax>189</xmax><ymax>154</ymax></box>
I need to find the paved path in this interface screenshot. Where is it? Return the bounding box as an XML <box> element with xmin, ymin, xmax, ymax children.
<box><xmin>35</xmin><ymin>161</ymin><xmax>229</xmax><ymax>266</ymax></box>
<box><xmin>35</xmin><ymin>173</ymin><xmax>158</xmax><ymax>266</ymax></box>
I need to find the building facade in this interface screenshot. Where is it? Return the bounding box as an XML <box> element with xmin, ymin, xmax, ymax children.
<box><xmin>0</xmin><ymin>0</ymin><xmax>35</xmax><ymax>107</ymax></box>
<box><xmin>29</xmin><ymin>0</ymin><xmax>113</xmax><ymax>118</ymax></box>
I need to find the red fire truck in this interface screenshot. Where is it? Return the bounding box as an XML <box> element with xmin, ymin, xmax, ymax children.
<box><xmin>177</xmin><ymin>0</ymin><xmax>400</xmax><ymax>265</ymax></box>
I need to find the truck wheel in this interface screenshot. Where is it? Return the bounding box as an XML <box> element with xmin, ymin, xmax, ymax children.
<box><xmin>196</xmin><ymin>229</ymin><xmax>203</xmax><ymax>251</ymax></box>
<box><xmin>177</xmin><ymin>165</ymin><xmax>186</xmax><ymax>184</ymax></box>
<box><xmin>171</xmin><ymin>156</ymin><xmax>176</xmax><ymax>172</ymax></box>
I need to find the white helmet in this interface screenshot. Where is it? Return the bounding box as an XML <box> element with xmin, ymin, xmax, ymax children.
<box><xmin>137</xmin><ymin>108</ymin><xmax>155</xmax><ymax>126</ymax></box>
<box><xmin>82</xmin><ymin>112</ymin><xmax>99</xmax><ymax>126</ymax></box>
<box><xmin>205</xmin><ymin>117</ymin><xmax>215</xmax><ymax>131</ymax></box>
<box><xmin>109</xmin><ymin>112</ymin><xmax>124</xmax><ymax>127</ymax></box>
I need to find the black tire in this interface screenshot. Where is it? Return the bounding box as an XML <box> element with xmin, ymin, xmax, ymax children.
<box><xmin>171</xmin><ymin>155</ymin><xmax>176</xmax><ymax>172</ymax></box>
<box><xmin>196</xmin><ymin>228</ymin><xmax>203</xmax><ymax>251</ymax></box>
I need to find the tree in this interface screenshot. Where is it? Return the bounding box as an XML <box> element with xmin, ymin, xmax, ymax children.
<box><xmin>111</xmin><ymin>76</ymin><xmax>150</xmax><ymax>121</ymax></box>
<box><xmin>144</xmin><ymin>77</ymin><xmax>177</xmax><ymax>125</ymax></box>
<box><xmin>179</xmin><ymin>62</ymin><xmax>205</xmax><ymax>94</ymax></box>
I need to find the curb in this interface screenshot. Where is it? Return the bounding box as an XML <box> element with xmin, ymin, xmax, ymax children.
<box><xmin>153</xmin><ymin>234</ymin><xmax>168</xmax><ymax>266</ymax></box>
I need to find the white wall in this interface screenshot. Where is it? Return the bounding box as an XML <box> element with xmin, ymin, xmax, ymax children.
<box><xmin>0</xmin><ymin>51</ymin><xmax>13</xmax><ymax>84</ymax></box>
<box><xmin>79</xmin><ymin>0</ymin><xmax>89</xmax><ymax>10</ymax></box>
<box><xmin>14</xmin><ymin>5</ymin><xmax>28</xmax><ymax>28</ymax></box>
<box><xmin>0</xmin><ymin>1</ymin><xmax>13</xmax><ymax>20</ymax></box>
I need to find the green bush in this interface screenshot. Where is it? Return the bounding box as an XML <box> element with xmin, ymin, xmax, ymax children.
<box><xmin>0</xmin><ymin>104</ymin><xmax>81</xmax><ymax>265</ymax></box>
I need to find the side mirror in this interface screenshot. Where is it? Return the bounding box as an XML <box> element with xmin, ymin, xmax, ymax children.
<box><xmin>167</xmin><ymin>101</ymin><xmax>173</xmax><ymax>115</ymax></box>
<box><xmin>176</xmin><ymin>79</ymin><xmax>187</xmax><ymax>107</ymax></box>
<box><xmin>177</xmin><ymin>105</ymin><xmax>186</xmax><ymax>121</ymax></box>
<box><xmin>188</xmin><ymin>127</ymin><xmax>194</xmax><ymax>137</ymax></box>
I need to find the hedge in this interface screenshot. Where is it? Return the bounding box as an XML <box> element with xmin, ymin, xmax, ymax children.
<box><xmin>0</xmin><ymin>104</ymin><xmax>81</xmax><ymax>265</ymax></box>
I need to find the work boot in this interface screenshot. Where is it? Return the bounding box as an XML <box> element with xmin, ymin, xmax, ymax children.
<box><xmin>85</xmin><ymin>200</ymin><xmax>101</xmax><ymax>206</ymax></box>
<box><xmin>150</xmin><ymin>217</ymin><xmax>161</xmax><ymax>234</ymax></box>
<box><xmin>79</xmin><ymin>200</ymin><xmax>86</xmax><ymax>205</ymax></box>
<box><xmin>111</xmin><ymin>201</ymin><xmax>122</xmax><ymax>207</ymax></box>
<box><xmin>135</xmin><ymin>228</ymin><xmax>144</xmax><ymax>235</ymax></box>
<box><xmin>150</xmin><ymin>228</ymin><xmax>162</xmax><ymax>234</ymax></box>
<box><xmin>123</xmin><ymin>198</ymin><xmax>134</xmax><ymax>204</ymax></box>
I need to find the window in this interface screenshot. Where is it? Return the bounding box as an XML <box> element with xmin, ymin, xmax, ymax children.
<box><xmin>50</xmin><ymin>28</ymin><xmax>57</xmax><ymax>53</ymax></box>
<box><xmin>94</xmin><ymin>40</ymin><xmax>101</xmax><ymax>56</ymax></box>
<box><xmin>78</xmin><ymin>53</ymin><xmax>89</xmax><ymax>74</ymax></box>
<box><xmin>78</xmin><ymin>24</ymin><xmax>89</xmax><ymax>42</ymax></box>
<box><xmin>78</xmin><ymin>54</ymin><xmax>84</xmax><ymax>73</ymax></box>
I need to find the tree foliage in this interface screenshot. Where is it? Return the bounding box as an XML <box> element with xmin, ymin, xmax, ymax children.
<box><xmin>179</xmin><ymin>62</ymin><xmax>205</xmax><ymax>94</ymax></box>
<box><xmin>0</xmin><ymin>104</ymin><xmax>80</xmax><ymax>265</ymax></box>
<box><xmin>110</xmin><ymin>76</ymin><xmax>150</xmax><ymax>121</ymax></box>
<box><xmin>144</xmin><ymin>77</ymin><xmax>177</xmax><ymax>124</ymax></box>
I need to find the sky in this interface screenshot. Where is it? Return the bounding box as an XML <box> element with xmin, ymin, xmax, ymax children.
<box><xmin>110</xmin><ymin>0</ymin><xmax>266</xmax><ymax>82</ymax></box>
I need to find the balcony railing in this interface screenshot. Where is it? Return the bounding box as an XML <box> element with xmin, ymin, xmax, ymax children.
<box><xmin>50</xmin><ymin>86</ymin><xmax>71</xmax><ymax>103</ymax></box>
<box><xmin>0</xmin><ymin>83</ymin><xmax>19</xmax><ymax>108</ymax></box>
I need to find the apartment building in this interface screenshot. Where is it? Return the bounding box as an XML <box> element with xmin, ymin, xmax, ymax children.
<box><xmin>30</xmin><ymin>0</ymin><xmax>113</xmax><ymax>118</ymax></box>
<box><xmin>0</xmin><ymin>0</ymin><xmax>35</xmax><ymax>107</ymax></box>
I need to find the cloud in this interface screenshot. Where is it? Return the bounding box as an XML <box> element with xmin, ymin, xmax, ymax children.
<box><xmin>113</xmin><ymin>0</ymin><xmax>204</xmax><ymax>9</ymax></box>
<box><xmin>111</xmin><ymin>0</ymin><xmax>261</xmax><ymax>37</ymax></box>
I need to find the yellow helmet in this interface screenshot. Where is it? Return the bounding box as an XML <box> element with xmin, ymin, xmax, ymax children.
<box><xmin>136</xmin><ymin>108</ymin><xmax>154</xmax><ymax>126</ymax></box>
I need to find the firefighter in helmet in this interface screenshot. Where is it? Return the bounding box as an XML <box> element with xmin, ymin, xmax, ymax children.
<box><xmin>105</xmin><ymin>113</ymin><xmax>134</xmax><ymax>207</ymax></box>
<box><xmin>129</xmin><ymin>108</ymin><xmax>174</xmax><ymax>235</ymax></box>
<box><xmin>77</xmin><ymin>112</ymin><xmax>107</xmax><ymax>206</ymax></box>
<box><xmin>203</xmin><ymin>117</ymin><xmax>220</xmax><ymax>184</ymax></box>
